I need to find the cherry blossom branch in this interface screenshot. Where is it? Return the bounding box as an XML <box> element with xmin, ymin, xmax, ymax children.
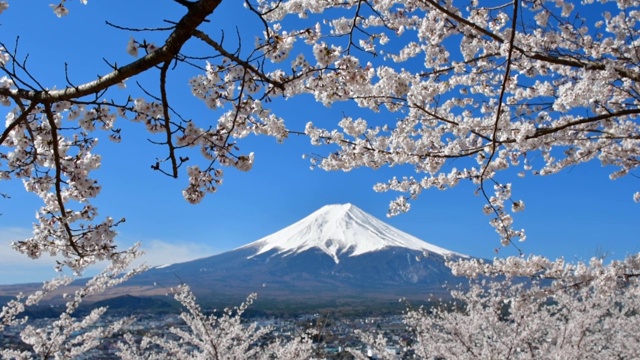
<box><xmin>531</xmin><ymin>108</ymin><xmax>640</xmax><ymax>139</ymax></box>
<box><xmin>43</xmin><ymin>102</ymin><xmax>82</xmax><ymax>258</ymax></box>
<box><xmin>478</xmin><ymin>0</ymin><xmax>521</xmax><ymax>249</ymax></box>
<box><xmin>421</xmin><ymin>0</ymin><xmax>640</xmax><ymax>82</ymax></box>
<box><xmin>159</xmin><ymin>60</ymin><xmax>179</xmax><ymax>178</ymax></box>
<box><xmin>0</xmin><ymin>0</ymin><xmax>223</xmax><ymax>102</ymax></box>
<box><xmin>191</xmin><ymin>29</ymin><xmax>285</xmax><ymax>91</ymax></box>
<box><xmin>0</xmin><ymin>100</ymin><xmax>36</xmax><ymax>146</ymax></box>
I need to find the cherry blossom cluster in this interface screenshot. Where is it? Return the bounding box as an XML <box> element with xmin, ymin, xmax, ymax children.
<box><xmin>116</xmin><ymin>284</ymin><xmax>314</xmax><ymax>359</ymax></box>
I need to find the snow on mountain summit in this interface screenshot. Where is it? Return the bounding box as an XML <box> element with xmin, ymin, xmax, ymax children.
<box><xmin>238</xmin><ymin>203</ymin><xmax>464</xmax><ymax>263</ymax></box>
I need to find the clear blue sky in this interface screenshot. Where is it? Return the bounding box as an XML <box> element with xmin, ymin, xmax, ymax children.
<box><xmin>0</xmin><ymin>1</ymin><xmax>638</xmax><ymax>284</ymax></box>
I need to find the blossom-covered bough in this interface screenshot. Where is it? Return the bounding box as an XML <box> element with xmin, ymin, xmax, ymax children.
<box><xmin>1</xmin><ymin>0</ymin><xmax>640</xmax><ymax>358</ymax></box>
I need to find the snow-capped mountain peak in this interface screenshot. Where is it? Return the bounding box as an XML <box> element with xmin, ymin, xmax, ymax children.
<box><xmin>238</xmin><ymin>203</ymin><xmax>464</xmax><ymax>263</ymax></box>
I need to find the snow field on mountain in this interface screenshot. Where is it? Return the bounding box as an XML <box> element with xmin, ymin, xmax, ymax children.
<box><xmin>239</xmin><ymin>203</ymin><xmax>464</xmax><ymax>263</ymax></box>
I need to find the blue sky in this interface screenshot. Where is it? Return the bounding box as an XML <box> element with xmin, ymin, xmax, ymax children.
<box><xmin>0</xmin><ymin>1</ymin><xmax>639</xmax><ymax>285</ymax></box>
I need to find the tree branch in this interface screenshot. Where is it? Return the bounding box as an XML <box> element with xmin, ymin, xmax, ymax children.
<box><xmin>421</xmin><ymin>0</ymin><xmax>640</xmax><ymax>82</ymax></box>
<box><xmin>43</xmin><ymin>102</ymin><xmax>82</xmax><ymax>258</ymax></box>
<box><xmin>159</xmin><ymin>61</ymin><xmax>179</xmax><ymax>178</ymax></box>
<box><xmin>191</xmin><ymin>29</ymin><xmax>285</xmax><ymax>91</ymax></box>
<box><xmin>0</xmin><ymin>0</ymin><xmax>223</xmax><ymax>102</ymax></box>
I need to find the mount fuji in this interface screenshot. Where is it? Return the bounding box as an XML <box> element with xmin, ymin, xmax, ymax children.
<box><xmin>98</xmin><ymin>203</ymin><xmax>469</xmax><ymax>311</ymax></box>
<box><xmin>238</xmin><ymin>203</ymin><xmax>463</xmax><ymax>264</ymax></box>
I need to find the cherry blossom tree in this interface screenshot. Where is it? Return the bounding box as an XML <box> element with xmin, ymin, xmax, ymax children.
<box><xmin>355</xmin><ymin>255</ymin><xmax>640</xmax><ymax>359</ymax></box>
<box><xmin>1</xmin><ymin>0</ymin><xmax>640</xmax><ymax>358</ymax></box>
<box><xmin>116</xmin><ymin>286</ymin><xmax>314</xmax><ymax>359</ymax></box>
